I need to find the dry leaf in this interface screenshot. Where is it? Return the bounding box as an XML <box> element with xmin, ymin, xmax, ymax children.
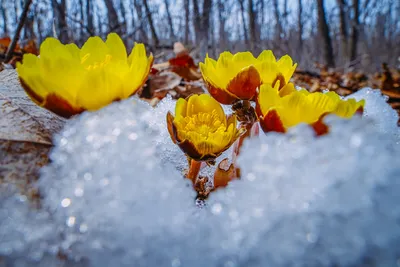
<box><xmin>0</xmin><ymin>70</ymin><xmax>65</xmax><ymax>195</ymax></box>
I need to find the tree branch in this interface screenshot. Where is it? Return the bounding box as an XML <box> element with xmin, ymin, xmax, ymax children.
<box><xmin>5</xmin><ymin>0</ymin><xmax>32</xmax><ymax>63</ymax></box>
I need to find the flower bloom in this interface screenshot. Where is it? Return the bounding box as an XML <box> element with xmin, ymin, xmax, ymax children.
<box><xmin>16</xmin><ymin>33</ymin><xmax>153</xmax><ymax>118</ymax></box>
<box><xmin>167</xmin><ymin>94</ymin><xmax>244</xmax><ymax>161</ymax></box>
<box><xmin>199</xmin><ymin>50</ymin><xmax>297</xmax><ymax>104</ymax></box>
<box><xmin>256</xmin><ymin>82</ymin><xmax>365</xmax><ymax>135</ymax></box>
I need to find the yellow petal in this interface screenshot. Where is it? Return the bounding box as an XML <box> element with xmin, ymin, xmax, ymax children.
<box><xmin>334</xmin><ymin>99</ymin><xmax>365</xmax><ymax>118</ymax></box>
<box><xmin>199</xmin><ymin>60</ymin><xmax>222</xmax><ymax>89</ymax></box>
<box><xmin>80</xmin><ymin>36</ymin><xmax>108</xmax><ymax>66</ymax></box>
<box><xmin>105</xmin><ymin>33</ymin><xmax>127</xmax><ymax>62</ymax></box>
<box><xmin>257</xmin><ymin>50</ymin><xmax>276</xmax><ymax>62</ymax></box>
<box><xmin>277</xmin><ymin>55</ymin><xmax>297</xmax><ymax>83</ymax></box>
<box><xmin>65</xmin><ymin>43</ymin><xmax>81</xmax><ymax>60</ymax></box>
<box><xmin>186</xmin><ymin>94</ymin><xmax>225</xmax><ymax>122</ymax></box>
<box><xmin>231</xmin><ymin>51</ymin><xmax>257</xmax><ymax>70</ymax></box>
<box><xmin>175</xmin><ymin>98</ymin><xmax>188</xmax><ymax>118</ymax></box>
<box><xmin>76</xmin><ymin>68</ymin><xmax>123</xmax><ymax>110</ymax></box>
<box><xmin>124</xmin><ymin>43</ymin><xmax>151</xmax><ymax>98</ymax></box>
<box><xmin>257</xmin><ymin>83</ymin><xmax>281</xmax><ymax>116</ymax></box>
<box><xmin>279</xmin><ymin>82</ymin><xmax>296</xmax><ymax>97</ymax></box>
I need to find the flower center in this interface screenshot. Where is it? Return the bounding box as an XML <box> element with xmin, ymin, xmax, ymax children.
<box><xmin>177</xmin><ymin>110</ymin><xmax>226</xmax><ymax>140</ymax></box>
<box><xmin>81</xmin><ymin>54</ymin><xmax>112</xmax><ymax>70</ymax></box>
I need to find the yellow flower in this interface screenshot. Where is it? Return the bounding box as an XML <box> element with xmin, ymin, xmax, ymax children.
<box><xmin>16</xmin><ymin>33</ymin><xmax>153</xmax><ymax>118</ymax></box>
<box><xmin>199</xmin><ymin>50</ymin><xmax>297</xmax><ymax>104</ymax></box>
<box><xmin>255</xmin><ymin>82</ymin><xmax>365</xmax><ymax>135</ymax></box>
<box><xmin>167</xmin><ymin>94</ymin><xmax>244</xmax><ymax>161</ymax></box>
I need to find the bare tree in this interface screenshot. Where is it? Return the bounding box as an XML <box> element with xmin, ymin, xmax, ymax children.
<box><xmin>349</xmin><ymin>0</ymin><xmax>359</xmax><ymax>61</ymax></box>
<box><xmin>103</xmin><ymin>0</ymin><xmax>121</xmax><ymax>34</ymax></box>
<box><xmin>336</xmin><ymin>0</ymin><xmax>348</xmax><ymax>61</ymax></box>
<box><xmin>0</xmin><ymin>0</ymin><xmax>8</xmax><ymax>35</ymax></box>
<box><xmin>184</xmin><ymin>0</ymin><xmax>190</xmax><ymax>44</ymax></box>
<box><xmin>217</xmin><ymin>0</ymin><xmax>227</xmax><ymax>51</ymax></box>
<box><xmin>273</xmin><ymin>0</ymin><xmax>283</xmax><ymax>41</ymax></box>
<box><xmin>52</xmin><ymin>0</ymin><xmax>69</xmax><ymax>43</ymax></box>
<box><xmin>298</xmin><ymin>0</ymin><xmax>303</xmax><ymax>51</ymax></box>
<box><xmin>142</xmin><ymin>0</ymin><xmax>159</xmax><ymax>46</ymax></box>
<box><xmin>317</xmin><ymin>0</ymin><xmax>335</xmax><ymax>67</ymax></box>
<box><xmin>86</xmin><ymin>0</ymin><xmax>94</xmax><ymax>35</ymax></box>
<box><xmin>164</xmin><ymin>0</ymin><xmax>176</xmax><ymax>40</ymax></box>
<box><xmin>248</xmin><ymin>0</ymin><xmax>257</xmax><ymax>51</ymax></box>
<box><xmin>238</xmin><ymin>0</ymin><xmax>248</xmax><ymax>44</ymax></box>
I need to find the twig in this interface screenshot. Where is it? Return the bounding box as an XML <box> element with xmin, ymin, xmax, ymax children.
<box><xmin>5</xmin><ymin>0</ymin><xmax>33</xmax><ymax>63</ymax></box>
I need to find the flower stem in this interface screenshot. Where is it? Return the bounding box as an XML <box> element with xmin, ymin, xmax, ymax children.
<box><xmin>186</xmin><ymin>159</ymin><xmax>202</xmax><ymax>184</ymax></box>
<box><xmin>232</xmin><ymin>122</ymin><xmax>254</xmax><ymax>163</ymax></box>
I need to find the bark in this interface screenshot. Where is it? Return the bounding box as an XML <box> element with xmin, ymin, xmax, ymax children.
<box><xmin>192</xmin><ymin>0</ymin><xmax>201</xmax><ymax>42</ymax></box>
<box><xmin>5</xmin><ymin>0</ymin><xmax>32</xmax><ymax>62</ymax></box>
<box><xmin>217</xmin><ymin>0</ymin><xmax>226</xmax><ymax>49</ymax></box>
<box><xmin>52</xmin><ymin>0</ymin><xmax>69</xmax><ymax>43</ymax></box>
<box><xmin>298</xmin><ymin>0</ymin><xmax>303</xmax><ymax>50</ymax></box>
<box><xmin>119</xmin><ymin>0</ymin><xmax>127</xmax><ymax>34</ymax></box>
<box><xmin>336</xmin><ymin>0</ymin><xmax>348</xmax><ymax>60</ymax></box>
<box><xmin>192</xmin><ymin>0</ymin><xmax>212</xmax><ymax>56</ymax></box>
<box><xmin>142</xmin><ymin>0</ymin><xmax>159</xmax><ymax>46</ymax></box>
<box><xmin>248</xmin><ymin>0</ymin><xmax>257</xmax><ymax>51</ymax></box>
<box><xmin>134</xmin><ymin>0</ymin><xmax>148</xmax><ymax>43</ymax></box>
<box><xmin>199</xmin><ymin>0</ymin><xmax>212</xmax><ymax>56</ymax></box>
<box><xmin>79</xmin><ymin>0</ymin><xmax>85</xmax><ymax>38</ymax></box>
<box><xmin>0</xmin><ymin>0</ymin><xmax>8</xmax><ymax>35</ymax></box>
<box><xmin>164</xmin><ymin>0</ymin><xmax>176</xmax><ymax>40</ymax></box>
<box><xmin>317</xmin><ymin>0</ymin><xmax>335</xmax><ymax>67</ymax></box>
<box><xmin>349</xmin><ymin>0</ymin><xmax>359</xmax><ymax>61</ymax></box>
<box><xmin>103</xmin><ymin>0</ymin><xmax>121</xmax><ymax>34</ymax></box>
<box><xmin>184</xmin><ymin>0</ymin><xmax>190</xmax><ymax>43</ymax></box>
<box><xmin>273</xmin><ymin>0</ymin><xmax>282</xmax><ymax>40</ymax></box>
<box><xmin>86</xmin><ymin>0</ymin><xmax>94</xmax><ymax>34</ymax></box>
<box><xmin>238</xmin><ymin>0</ymin><xmax>248</xmax><ymax>44</ymax></box>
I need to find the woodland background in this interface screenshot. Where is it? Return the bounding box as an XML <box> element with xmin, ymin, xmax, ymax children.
<box><xmin>0</xmin><ymin>0</ymin><xmax>399</xmax><ymax>73</ymax></box>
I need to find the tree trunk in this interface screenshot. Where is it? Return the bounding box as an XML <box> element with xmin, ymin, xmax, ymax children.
<box><xmin>103</xmin><ymin>0</ymin><xmax>121</xmax><ymax>34</ymax></box>
<box><xmin>192</xmin><ymin>0</ymin><xmax>201</xmax><ymax>43</ymax></box>
<box><xmin>336</xmin><ymin>0</ymin><xmax>348</xmax><ymax>61</ymax></box>
<box><xmin>119</xmin><ymin>0</ymin><xmax>127</xmax><ymax>35</ymax></box>
<box><xmin>273</xmin><ymin>0</ymin><xmax>282</xmax><ymax>41</ymax></box>
<box><xmin>0</xmin><ymin>0</ymin><xmax>8</xmax><ymax>35</ymax></box>
<box><xmin>134</xmin><ymin>0</ymin><xmax>148</xmax><ymax>43</ymax></box>
<box><xmin>199</xmin><ymin>0</ymin><xmax>212</xmax><ymax>57</ymax></box>
<box><xmin>349</xmin><ymin>0</ymin><xmax>359</xmax><ymax>61</ymax></box>
<box><xmin>238</xmin><ymin>0</ymin><xmax>248</xmax><ymax>44</ymax></box>
<box><xmin>52</xmin><ymin>0</ymin><xmax>69</xmax><ymax>43</ymax></box>
<box><xmin>142</xmin><ymin>0</ymin><xmax>159</xmax><ymax>46</ymax></box>
<box><xmin>86</xmin><ymin>0</ymin><xmax>94</xmax><ymax>35</ymax></box>
<box><xmin>164</xmin><ymin>0</ymin><xmax>176</xmax><ymax>40</ymax></box>
<box><xmin>217</xmin><ymin>0</ymin><xmax>226</xmax><ymax>51</ymax></box>
<box><xmin>298</xmin><ymin>0</ymin><xmax>303</xmax><ymax>53</ymax></box>
<box><xmin>248</xmin><ymin>0</ymin><xmax>257</xmax><ymax>51</ymax></box>
<box><xmin>184</xmin><ymin>0</ymin><xmax>190</xmax><ymax>44</ymax></box>
<box><xmin>317</xmin><ymin>0</ymin><xmax>335</xmax><ymax>67</ymax></box>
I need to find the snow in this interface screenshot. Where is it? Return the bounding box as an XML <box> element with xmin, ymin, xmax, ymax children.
<box><xmin>1</xmin><ymin>88</ymin><xmax>400</xmax><ymax>267</ymax></box>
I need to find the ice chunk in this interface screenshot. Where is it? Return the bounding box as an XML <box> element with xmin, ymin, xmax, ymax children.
<box><xmin>0</xmin><ymin>185</ymin><xmax>63</xmax><ymax>267</ymax></box>
<box><xmin>32</xmin><ymin>91</ymin><xmax>400</xmax><ymax>267</ymax></box>
<box><xmin>39</xmin><ymin>97</ymin><xmax>198</xmax><ymax>267</ymax></box>
<box><xmin>206</xmin><ymin>116</ymin><xmax>400</xmax><ymax>266</ymax></box>
<box><xmin>346</xmin><ymin>88</ymin><xmax>399</xmax><ymax>135</ymax></box>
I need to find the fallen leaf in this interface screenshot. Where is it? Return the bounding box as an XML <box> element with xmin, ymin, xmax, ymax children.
<box><xmin>0</xmin><ymin>70</ymin><xmax>65</xmax><ymax>196</ymax></box>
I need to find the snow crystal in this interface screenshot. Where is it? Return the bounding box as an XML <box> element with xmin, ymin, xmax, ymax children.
<box><xmin>2</xmin><ymin>88</ymin><xmax>399</xmax><ymax>267</ymax></box>
<box><xmin>38</xmin><ymin>97</ymin><xmax>198</xmax><ymax>267</ymax></box>
<box><xmin>0</xmin><ymin>185</ymin><xmax>62</xmax><ymax>267</ymax></box>
<box><xmin>346</xmin><ymin>88</ymin><xmax>399</xmax><ymax>135</ymax></box>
